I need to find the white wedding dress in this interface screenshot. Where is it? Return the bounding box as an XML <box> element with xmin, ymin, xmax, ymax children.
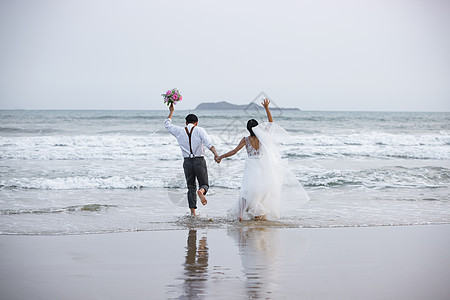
<box><xmin>228</xmin><ymin>122</ymin><xmax>309</xmax><ymax>220</ymax></box>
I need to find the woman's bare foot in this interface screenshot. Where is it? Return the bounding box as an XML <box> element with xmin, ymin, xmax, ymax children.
<box><xmin>197</xmin><ymin>189</ymin><xmax>207</xmax><ymax>205</ymax></box>
<box><xmin>254</xmin><ymin>215</ymin><xmax>267</xmax><ymax>221</ymax></box>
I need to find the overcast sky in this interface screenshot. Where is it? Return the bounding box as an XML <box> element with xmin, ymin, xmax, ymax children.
<box><xmin>0</xmin><ymin>0</ymin><xmax>449</xmax><ymax>111</ymax></box>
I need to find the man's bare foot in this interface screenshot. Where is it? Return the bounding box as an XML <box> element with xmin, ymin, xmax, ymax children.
<box><xmin>190</xmin><ymin>208</ymin><xmax>196</xmax><ymax>217</ymax></box>
<box><xmin>197</xmin><ymin>189</ymin><xmax>207</xmax><ymax>205</ymax></box>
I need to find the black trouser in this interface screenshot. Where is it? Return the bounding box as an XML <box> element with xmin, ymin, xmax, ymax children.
<box><xmin>183</xmin><ymin>157</ymin><xmax>209</xmax><ymax>209</ymax></box>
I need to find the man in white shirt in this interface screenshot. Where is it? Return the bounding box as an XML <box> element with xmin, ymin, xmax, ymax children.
<box><xmin>164</xmin><ymin>103</ymin><xmax>219</xmax><ymax>216</ymax></box>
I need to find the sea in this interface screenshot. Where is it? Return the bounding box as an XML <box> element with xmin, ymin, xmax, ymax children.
<box><xmin>0</xmin><ymin>109</ymin><xmax>449</xmax><ymax>235</ymax></box>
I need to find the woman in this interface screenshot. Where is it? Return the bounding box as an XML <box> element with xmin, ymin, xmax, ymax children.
<box><xmin>217</xmin><ymin>99</ymin><xmax>307</xmax><ymax>221</ymax></box>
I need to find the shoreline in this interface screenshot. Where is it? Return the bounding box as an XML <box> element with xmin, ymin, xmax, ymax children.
<box><xmin>1</xmin><ymin>221</ymin><xmax>450</xmax><ymax>237</ymax></box>
<box><xmin>1</xmin><ymin>224</ymin><xmax>449</xmax><ymax>300</ymax></box>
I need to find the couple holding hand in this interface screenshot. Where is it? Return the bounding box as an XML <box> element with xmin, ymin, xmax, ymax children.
<box><xmin>164</xmin><ymin>99</ymin><xmax>306</xmax><ymax>220</ymax></box>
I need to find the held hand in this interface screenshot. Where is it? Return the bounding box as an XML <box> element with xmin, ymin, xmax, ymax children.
<box><xmin>261</xmin><ymin>98</ymin><xmax>270</xmax><ymax>108</ymax></box>
<box><xmin>214</xmin><ymin>155</ymin><xmax>222</xmax><ymax>163</ymax></box>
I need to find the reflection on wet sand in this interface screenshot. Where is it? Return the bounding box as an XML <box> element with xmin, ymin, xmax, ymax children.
<box><xmin>228</xmin><ymin>226</ymin><xmax>279</xmax><ymax>299</ymax></box>
<box><xmin>170</xmin><ymin>226</ymin><xmax>281</xmax><ymax>299</ymax></box>
<box><xmin>179</xmin><ymin>229</ymin><xmax>209</xmax><ymax>299</ymax></box>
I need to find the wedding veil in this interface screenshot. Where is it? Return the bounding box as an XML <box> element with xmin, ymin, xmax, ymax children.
<box><xmin>252</xmin><ymin>122</ymin><xmax>310</xmax><ymax>217</ymax></box>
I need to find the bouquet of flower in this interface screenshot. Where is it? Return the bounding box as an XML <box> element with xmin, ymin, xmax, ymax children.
<box><xmin>162</xmin><ymin>88</ymin><xmax>182</xmax><ymax>106</ymax></box>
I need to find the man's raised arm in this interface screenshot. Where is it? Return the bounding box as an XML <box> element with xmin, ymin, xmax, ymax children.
<box><xmin>167</xmin><ymin>103</ymin><xmax>174</xmax><ymax>119</ymax></box>
<box><xmin>164</xmin><ymin>103</ymin><xmax>180</xmax><ymax>135</ymax></box>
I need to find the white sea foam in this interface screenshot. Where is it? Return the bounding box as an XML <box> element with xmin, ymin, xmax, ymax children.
<box><xmin>288</xmin><ymin>132</ymin><xmax>450</xmax><ymax>147</ymax></box>
<box><xmin>0</xmin><ymin>135</ymin><xmax>181</xmax><ymax>160</ymax></box>
<box><xmin>1</xmin><ymin>132</ymin><xmax>449</xmax><ymax>160</ymax></box>
<box><xmin>0</xmin><ymin>175</ymin><xmax>177</xmax><ymax>190</ymax></box>
<box><xmin>1</xmin><ymin>165</ymin><xmax>447</xmax><ymax>191</ymax></box>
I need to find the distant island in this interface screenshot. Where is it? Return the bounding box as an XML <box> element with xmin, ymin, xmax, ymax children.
<box><xmin>194</xmin><ymin>101</ymin><xmax>300</xmax><ymax>111</ymax></box>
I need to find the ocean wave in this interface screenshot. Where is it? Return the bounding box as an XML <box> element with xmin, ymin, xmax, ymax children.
<box><xmin>297</xmin><ymin>166</ymin><xmax>450</xmax><ymax>189</ymax></box>
<box><xmin>72</xmin><ymin>115</ymin><xmax>163</xmax><ymax>121</ymax></box>
<box><xmin>2</xmin><ymin>132</ymin><xmax>448</xmax><ymax>148</ymax></box>
<box><xmin>0</xmin><ymin>135</ymin><xmax>181</xmax><ymax>160</ymax></box>
<box><xmin>287</xmin><ymin>133</ymin><xmax>450</xmax><ymax>147</ymax></box>
<box><xmin>283</xmin><ymin>149</ymin><xmax>449</xmax><ymax>160</ymax></box>
<box><xmin>1</xmin><ymin>132</ymin><xmax>449</xmax><ymax>160</ymax></box>
<box><xmin>0</xmin><ymin>204</ymin><xmax>117</xmax><ymax>215</ymax></box>
<box><xmin>0</xmin><ymin>173</ymin><xmax>237</xmax><ymax>190</ymax></box>
<box><xmin>0</xmin><ymin>176</ymin><xmax>165</xmax><ymax>190</ymax></box>
<box><xmin>0</xmin><ymin>127</ymin><xmax>62</xmax><ymax>134</ymax></box>
<box><xmin>1</xmin><ymin>165</ymin><xmax>448</xmax><ymax>191</ymax></box>
<box><xmin>283</xmin><ymin>144</ymin><xmax>450</xmax><ymax>160</ymax></box>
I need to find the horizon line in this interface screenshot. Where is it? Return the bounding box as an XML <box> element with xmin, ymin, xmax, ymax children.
<box><xmin>1</xmin><ymin>108</ymin><xmax>449</xmax><ymax>113</ymax></box>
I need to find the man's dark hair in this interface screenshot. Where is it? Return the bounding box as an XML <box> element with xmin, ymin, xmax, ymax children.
<box><xmin>185</xmin><ymin>114</ymin><xmax>198</xmax><ymax>124</ymax></box>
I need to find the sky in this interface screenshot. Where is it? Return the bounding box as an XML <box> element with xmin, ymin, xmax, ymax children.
<box><xmin>0</xmin><ymin>0</ymin><xmax>449</xmax><ymax>111</ymax></box>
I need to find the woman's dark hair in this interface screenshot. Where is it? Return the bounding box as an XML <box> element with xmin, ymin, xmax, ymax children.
<box><xmin>247</xmin><ymin>119</ymin><xmax>259</xmax><ymax>136</ymax></box>
<box><xmin>185</xmin><ymin>114</ymin><xmax>198</xmax><ymax>124</ymax></box>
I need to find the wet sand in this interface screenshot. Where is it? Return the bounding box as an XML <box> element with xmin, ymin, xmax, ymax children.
<box><xmin>1</xmin><ymin>225</ymin><xmax>449</xmax><ymax>300</ymax></box>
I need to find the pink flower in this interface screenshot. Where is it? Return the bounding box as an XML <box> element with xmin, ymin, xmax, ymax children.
<box><xmin>162</xmin><ymin>88</ymin><xmax>181</xmax><ymax>105</ymax></box>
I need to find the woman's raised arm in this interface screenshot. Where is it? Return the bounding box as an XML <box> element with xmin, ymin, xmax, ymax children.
<box><xmin>262</xmin><ymin>98</ymin><xmax>273</xmax><ymax>122</ymax></box>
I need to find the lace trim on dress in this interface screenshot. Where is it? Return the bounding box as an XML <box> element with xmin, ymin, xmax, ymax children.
<box><xmin>244</xmin><ymin>136</ymin><xmax>259</xmax><ymax>157</ymax></box>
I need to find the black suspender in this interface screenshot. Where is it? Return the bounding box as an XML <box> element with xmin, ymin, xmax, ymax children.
<box><xmin>184</xmin><ymin>126</ymin><xmax>195</xmax><ymax>157</ymax></box>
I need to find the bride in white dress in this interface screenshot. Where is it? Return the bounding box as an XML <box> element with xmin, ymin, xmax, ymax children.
<box><xmin>217</xmin><ymin>99</ymin><xmax>309</xmax><ymax>221</ymax></box>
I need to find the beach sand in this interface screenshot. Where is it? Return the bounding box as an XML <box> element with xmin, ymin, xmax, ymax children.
<box><xmin>1</xmin><ymin>224</ymin><xmax>449</xmax><ymax>300</ymax></box>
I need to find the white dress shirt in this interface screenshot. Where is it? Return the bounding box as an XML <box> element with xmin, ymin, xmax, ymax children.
<box><xmin>164</xmin><ymin>118</ymin><xmax>213</xmax><ymax>158</ymax></box>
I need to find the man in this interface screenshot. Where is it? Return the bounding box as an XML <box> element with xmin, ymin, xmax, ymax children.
<box><xmin>164</xmin><ymin>103</ymin><xmax>219</xmax><ymax>216</ymax></box>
